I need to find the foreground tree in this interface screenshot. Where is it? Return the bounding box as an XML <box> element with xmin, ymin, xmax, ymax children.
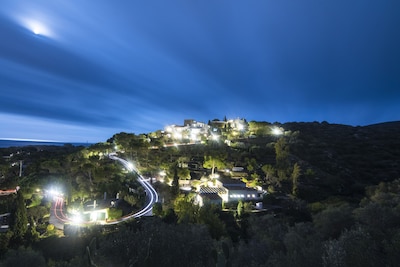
<box><xmin>96</xmin><ymin>218</ymin><xmax>215</xmax><ymax>266</ymax></box>
<box><xmin>0</xmin><ymin>247</ymin><xmax>46</xmax><ymax>267</ymax></box>
<box><xmin>10</xmin><ymin>191</ymin><xmax>28</xmax><ymax>246</ymax></box>
<box><xmin>275</xmin><ymin>137</ymin><xmax>290</xmax><ymax>180</ymax></box>
<box><xmin>291</xmin><ymin>163</ymin><xmax>301</xmax><ymax>197</ymax></box>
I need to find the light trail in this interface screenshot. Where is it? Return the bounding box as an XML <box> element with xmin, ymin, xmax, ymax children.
<box><xmin>49</xmin><ymin>155</ymin><xmax>159</xmax><ymax>228</ymax></box>
<box><xmin>107</xmin><ymin>155</ymin><xmax>159</xmax><ymax>224</ymax></box>
<box><xmin>52</xmin><ymin>197</ymin><xmax>69</xmax><ymax>223</ymax></box>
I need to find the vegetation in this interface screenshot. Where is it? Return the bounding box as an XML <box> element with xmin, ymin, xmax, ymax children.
<box><xmin>0</xmin><ymin>120</ymin><xmax>399</xmax><ymax>266</ymax></box>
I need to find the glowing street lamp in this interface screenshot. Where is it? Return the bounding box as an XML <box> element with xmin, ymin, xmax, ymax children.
<box><xmin>272</xmin><ymin>127</ymin><xmax>283</xmax><ymax>136</ymax></box>
<box><xmin>71</xmin><ymin>214</ymin><xmax>83</xmax><ymax>225</ymax></box>
<box><xmin>211</xmin><ymin>134</ymin><xmax>219</xmax><ymax>141</ymax></box>
<box><xmin>126</xmin><ymin>162</ymin><xmax>135</xmax><ymax>171</ymax></box>
<box><xmin>47</xmin><ymin>188</ymin><xmax>63</xmax><ymax>199</ymax></box>
<box><xmin>90</xmin><ymin>211</ymin><xmax>98</xmax><ymax>222</ymax></box>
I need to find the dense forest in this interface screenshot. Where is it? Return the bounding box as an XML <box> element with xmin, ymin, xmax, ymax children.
<box><xmin>0</xmin><ymin>120</ymin><xmax>399</xmax><ymax>266</ymax></box>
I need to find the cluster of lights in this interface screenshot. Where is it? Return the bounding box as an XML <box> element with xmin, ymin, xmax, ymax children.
<box><xmin>230</xmin><ymin>194</ymin><xmax>256</xmax><ymax>199</ymax></box>
<box><xmin>165</xmin><ymin>123</ymin><xmax>209</xmax><ymax>142</ymax></box>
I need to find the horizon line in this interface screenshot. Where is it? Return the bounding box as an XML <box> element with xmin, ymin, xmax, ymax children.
<box><xmin>0</xmin><ymin>138</ymin><xmax>63</xmax><ymax>143</ymax></box>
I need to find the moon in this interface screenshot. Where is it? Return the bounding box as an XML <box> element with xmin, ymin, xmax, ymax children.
<box><xmin>24</xmin><ymin>19</ymin><xmax>49</xmax><ymax>36</ymax></box>
<box><xmin>32</xmin><ymin>26</ymin><xmax>41</xmax><ymax>35</ymax></box>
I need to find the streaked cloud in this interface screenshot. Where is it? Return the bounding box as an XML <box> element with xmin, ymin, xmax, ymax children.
<box><xmin>0</xmin><ymin>1</ymin><xmax>399</xmax><ymax>142</ymax></box>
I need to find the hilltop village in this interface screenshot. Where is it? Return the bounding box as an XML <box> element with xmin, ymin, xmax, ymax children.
<box><xmin>0</xmin><ymin>118</ymin><xmax>399</xmax><ymax>266</ymax></box>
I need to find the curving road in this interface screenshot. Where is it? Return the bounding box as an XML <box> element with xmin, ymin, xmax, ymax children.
<box><xmin>50</xmin><ymin>155</ymin><xmax>159</xmax><ymax>228</ymax></box>
<box><xmin>107</xmin><ymin>155</ymin><xmax>159</xmax><ymax>224</ymax></box>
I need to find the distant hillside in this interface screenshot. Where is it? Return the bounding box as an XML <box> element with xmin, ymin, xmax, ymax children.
<box><xmin>282</xmin><ymin>121</ymin><xmax>400</xmax><ymax>201</ymax></box>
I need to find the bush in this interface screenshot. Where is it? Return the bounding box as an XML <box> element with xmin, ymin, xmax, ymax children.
<box><xmin>108</xmin><ymin>208</ymin><xmax>123</xmax><ymax>220</ymax></box>
<box><xmin>46</xmin><ymin>224</ymin><xmax>55</xmax><ymax>232</ymax></box>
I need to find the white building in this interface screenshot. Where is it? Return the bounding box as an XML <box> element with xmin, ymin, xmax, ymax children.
<box><xmin>197</xmin><ymin>177</ymin><xmax>262</xmax><ymax>204</ymax></box>
<box><xmin>165</xmin><ymin>119</ymin><xmax>210</xmax><ymax>142</ymax></box>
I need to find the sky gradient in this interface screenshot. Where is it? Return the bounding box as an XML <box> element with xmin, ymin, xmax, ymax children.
<box><xmin>1</xmin><ymin>1</ymin><xmax>399</xmax><ymax>142</ymax></box>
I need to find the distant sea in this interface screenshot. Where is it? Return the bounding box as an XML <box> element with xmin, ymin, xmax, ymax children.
<box><xmin>0</xmin><ymin>139</ymin><xmax>92</xmax><ymax>148</ymax></box>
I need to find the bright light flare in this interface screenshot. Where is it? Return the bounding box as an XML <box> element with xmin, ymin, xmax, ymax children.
<box><xmin>90</xmin><ymin>212</ymin><xmax>98</xmax><ymax>221</ymax></box>
<box><xmin>46</xmin><ymin>186</ymin><xmax>63</xmax><ymax>200</ymax></box>
<box><xmin>19</xmin><ymin>17</ymin><xmax>52</xmax><ymax>37</ymax></box>
<box><xmin>127</xmin><ymin>162</ymin><xmax>135</xmax><ymax>171</ymax></box>
<box><xmin>33</xmin><ymin>26</ymin><xmax>41</xmax><ymax>35</ymax></box>
<box><xmin>48</xmin><ymin>188</ymin><xmax>62</xmax><ymax>197</ymax></box>
<box><xmin>29</xmin><ymin>21</ymin><xmax>48</xmax><ymax>36</ymax></box>
<box><xmin>272</xmin><ymin>127</ymin><xmax>283</xmax><ymax>136</ymax></box>
<box><xmin>173</xmin><ymin>132</ymin><xmax>182</xmax><ymax>139</ymax></box>
<box><xmin>71</xmin><ymin>214</ymin><xmax>83</xmax><ymax>224</ymax></box>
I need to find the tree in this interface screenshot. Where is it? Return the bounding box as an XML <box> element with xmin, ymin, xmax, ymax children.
<box><xmin>203</xmin><ymin>155</ymin><xmax>226</xmax><ymax>178</ymax></box>
<box><xmin>245</xmin><ymin>157</ymin><xmax>258</xmax><ymax>172</ymax></box>
<box><xmin>262</xmin><ymin>164</ymin><xmax>280</xmax><ymax>191</ymax></box>
<box><xmin>322</xmin><ymin>227</ymin><xmax>382</xmax><ymax>267</ymax></box>
<box><xmin>0</xmin><ymin>247</ymin><xmax>46</xmax><ymax>267</ymax></box>
<box><xmin>96</xmin><ymin>218</ymin><xmax>215</xmax><ymax>266</ymax></box>
<box><xmin>174</xmin><ymin>194</ymin><xmax>198</xmax><ymax>224</ymax></box>
<box><xmin>40</xmin><ymin>159</ymin><xmax>62</xmax><ymax>174</ymax></box>
<box><xmin>248</xmin><ymin>121</ymin><xmax>270</xmax><ymax>136</ymax></box>
<box><xmin>237</xmin><ymin>200</ymin><xmax>244</xmax><ymax>218</ymax></box>
<box><xmin>291</xmin><ymin>163</ymin><xmax>301</xmax><ymax>197</ymax></box>
<box><xmin>25</xmin><ymin>216</ymin><xmax>39</xmax><ymax>244</ymax></box>
<box><xmin>313</xmin><ymin>204</ymin><xmax>354</xmax><ymax>240</ymax></box>
<box><xmin>171</xmin><ymin>163</ymin><xmax>180</xmax><ymax>196</ymax></box>
<box><xmin>123</xmin><ymin>194</ymin><xmax>139</xmax><ymax>207</ymax></box>
<box><xmin>262</xmin><ymin>164</ymin><xmax>276</xmax><ymax>181</ymax></box>
<box><xmin>177</xmin><ymin>167</ymin><xmax>190</xmax><ymax>180</ymax></box>
<box><xmin>152</xmin><ymin>202</ymin><xmax>163</xmax><ymax>217</ymax></box>
<box><xmin>198</xmin><ymin>204</ymin><xmax>226</xmax><ymax>239</ymax></box>
<box><xmin>275</xmin><ymin>137</ymin><xmax>290</xmax><ymax>179</ymax></box>
<box><xmin>272</xmin><ymin>222</ymin><xmax>323</xmax><ymax>267</ymax></box>
<box><xmin>10</xmin><ymin>191</ymin><xmax>28</xmax><ymax>246</ymax></box>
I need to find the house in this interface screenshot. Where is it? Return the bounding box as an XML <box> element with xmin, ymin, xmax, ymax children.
<box><xmin>217</xmin><ymin>177</ymin><xmax>262</xmax><ymax>203</ymax></box>
<box><xmin>216</xmin><ymin>177</ymin><xmax>246</xmax><ymax>188</ymax></box>
<box><xmin>165</xmin><ymin>119</ymin><xmax>210</xmax><ymax>142</ymax></box>
<box><xmin>196</xmin><ymin>193</ymin><xmax>223</xmax><ymax>207</ymax></box>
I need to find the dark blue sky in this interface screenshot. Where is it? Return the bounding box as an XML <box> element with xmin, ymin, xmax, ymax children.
<box><xmin>1</xmin><ymin>1</ymin><xmax>399</xmax><ymax>142</ymax></box>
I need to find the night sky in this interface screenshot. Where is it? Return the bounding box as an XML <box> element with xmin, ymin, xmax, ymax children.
<box><xmin>1</xmin><ymin>1</ymin><xmax>399</xmax><ymax>142</ymax></box>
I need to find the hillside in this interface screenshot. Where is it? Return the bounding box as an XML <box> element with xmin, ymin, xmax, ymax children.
<box><xmin>281</xmin><ymin>121</ymin><xmax>400</xmax><ymax>201</ymax></box>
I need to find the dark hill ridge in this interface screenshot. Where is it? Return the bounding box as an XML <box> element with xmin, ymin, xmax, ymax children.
<box><xmin>282</xmin><ymin>121</ymin><xmax>400</xmax><ymax>201</ymax></box>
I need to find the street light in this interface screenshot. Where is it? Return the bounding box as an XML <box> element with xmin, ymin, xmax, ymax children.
<box><xmin>71</xmin><ymin>214</ymin><xmax>83</xmax><ymax>225</ymax></box>
<box><xmin>47</xmin><ymin>188</ymin><xmax>63</xmax><ymax>198</ymax></box>
<box><xmin>211</xmin><ymin>134</ymin><xmax>219</xmax><ymax>141</ymax></box>
<box><xmin>272</xmin><ymin>127</ymin><xmax>283</xmax><ymax>136</ymax></box>
<box><xmin>127</xmin><ymin>162</ymin><xmax>135</xmax><ymax>171</ymax></box>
